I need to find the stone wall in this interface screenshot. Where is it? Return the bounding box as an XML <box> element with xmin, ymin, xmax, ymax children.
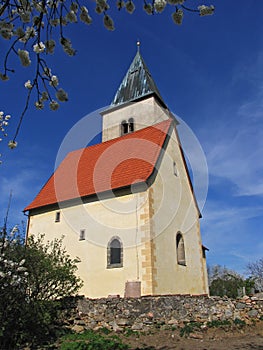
<box><xmin>69</xmin><ymin>294</ymin><xmax>263</xmax><ymax>332</ymax></box>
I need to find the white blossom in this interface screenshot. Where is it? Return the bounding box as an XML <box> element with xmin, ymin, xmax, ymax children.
<box><xmin>45</xmin><ymin>39</ymin><xmax>56</xmax><ymax>54</ymax></box>
<box><xmin>103</xmin><ymin>14</ymin><xmax>115</xmax><ymax>31</ymax></box>
<box><xmin>49</xmin><ymin>75</ymin><xmax>59</xmax><ymax>87</ymax></box>
<box><xmin>116</xmin><ymin>0</ymin><xmax>125</xmax><ymax>10</ymax></box>
<box><xmin>60</xmin><ymin>37</ymin><xmax>76</xmax><ymax>56</ymax></box>
<box><xmin>49</xmin><ymin>100</ymin><xmax>59</xmax><ymax>110</ymax></box>
<box><xmin>19</xmin><ymin>259</ymin><xmax>25</xmax><ymax>266</ymax></box>
<box><xmin>198</xmin><ymin>5</ymin><xmax>215</xmax><ymax>16</ymax></box>
<box><xmin>50</xmin><ymin>18</ymin><xmax>60</xmax><ymax>26</ymax></box>
<box><xmin>95</xmin><ymin>5</ymin><xmax>103</xmax><ymax>14</ymax></box>
<box><xmin>17</xmin><ymin>266</ymin><xmax>27</xmax><ymax>272</ymax></box>
<box><xmin>24</xmin><ymin>80</ymin><xmax>32</xmax><ymax>89</ymax></box>
<box><xmin>44</xmin><ymin>67</ymin><xmax>51</xmax><ymax>76</ymax></box>
<box><xmin>0</xmin><ymin>73</ymin><xmax>9</xmax><ymax>81</ymax></box>
<box><xmin>96</xmin><ymin>0</ymin><xmax>109</xmax><ymax>11</ymax></box>
<box><xmin>66</xmin><ymin>10</ymin><xmax>77</xmax><ymax>23</ymax></box>
<box><xmin>61</xmin><ymin>17</ymin><xmax>68</xmax><ymax>26</ymax></box>
<box><xmin>33</xmin><ymin>41</ymin><xmax>45</xmax><ymax>53</ymax></box>
<box><xmin>70</xmin><ymin>2</ymin><xmax>78</xmax><ymax>13</ymax></box>
<box><xmin>18</xmin><ymin>49</ymin><xmax>31</xmax><ymax>66</ymax></box>
<box><xmin>40</xmin><ymin>91</ymin><xmax>49</xmax><ymax>101</ymax></box>
<box><xmin>126</xmin><ymin>1</ymin><xmax>135</xmax><ymax>14</ymax></box>
<box><xmin>35</xmin><ymin>100</ymin><xmax>44</xmax><ymax>109</ymax></box>
<box><xmin>80</xmin><ymin>7</ymin><xmax>92</xmax><ymax>25</ymax></box>
<box><xmin>154</xmin><ymin>0</ymin><xmax>166</xmax><ymax>13</ymax></box>
<box><xmin>172</xmin><ymin>8</ymin><xmax>183</xmax><ymax>25</ymax></box>
<box><xmin>20</xmin><ymin>26</ymin><xmax>36</xmax><ymax>42</ymax></box>
<box><xmin>0</xmin><ymin>28</ymin><xmax>13</xmax><ymax>40</ymax></box>
<box><xmin>15</xmin><ymin>27</ymin><xmax>25</xmax><ymax>38</ymax></box>
<box><xmin>8</xmin><ymin>140</ymin><xmax>18</xmax><ymax>149</ymax></box>
<box><xmin>34</xmin><ymin>1</ymin><xmax>46</xmax><ymax>13</ymax></box>
<box><xmin>56</xmin><ymin>88</ymin><xmax>68</xmax><ymax>102</ymax></box>
<box><xmin>143</xmin><ymin>3</ymin><xmax>153</xmax><ymax>15</ymax></box>
<box><xmin>19</xmin><ymin>11</ymin><xmax>31</xmax><ymax>23</ymax></box>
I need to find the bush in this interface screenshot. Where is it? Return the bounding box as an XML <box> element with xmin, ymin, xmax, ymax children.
<box><xmin>0</xmin><ymin>229</ymin><xmax>83</xmax><ymax>349</ymax></box>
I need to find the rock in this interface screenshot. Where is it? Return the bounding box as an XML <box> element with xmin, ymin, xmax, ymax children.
<box><xmin>168</xmin><ymin>318</ymin><xmax>178</xmax><ymax>325</ymax></box>
<box><xmin>74</xmin><ymin>319</ymin><xmax>86</xmax><ymax>325</ymax></box>
<box><xmin>116</xmin><ymin>318</ymin><xmax>130</xmax><ymax>326</ymax></box>
<box><xmin>248</xmin><ymin>309</ymin><xmax>258</xmax><ymax>317</ymax></box>
<box><xmin>189</xmin><ymin>332</ymin><xmax>203</xmax><ymax>339</ymax></box>
<box><xmin>132</xmin><ymin>322</ymin><xmax>144</xmax><ymax>330</ymax></box>
<box><xmin>112</xmin><ymin>321</ymin><xmax>122</xmax><ymax>332</ymax></box>
<box><xmin>71</xmin><ymin>324</ymin><xmax>85</xmax><ymax>333</ymax></box>
<box><xmin>225</xmin><ymin>309</ymin><xmax>233</xmax><ymax>317</ymax></box>
<box><xmin>236</xmin><ymin>302</ymin><xmax>246</xmax><ymax>309</ymax></box>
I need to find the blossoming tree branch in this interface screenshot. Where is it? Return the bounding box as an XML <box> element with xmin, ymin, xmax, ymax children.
<box><xmin>0</xmin><ymin>0</ymin><xmax>214</xmax><ymax>155</ymax></box>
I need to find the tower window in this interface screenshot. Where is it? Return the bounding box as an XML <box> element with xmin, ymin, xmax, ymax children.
<box><xmin>121</xmin><ymin>118</ymin><xmax>135</xmax><ymax>136</ymax></box>
<box><xmin>176</xmin><ymin>232</ymin><xmax>186</xmax><ymax>266</ymax></box>
<box><xmin>121</xmin><ymin>120</ymin><xmax>129</xmax><ymax>135</ymax></box>
<box><xmin>55</xmin><ymin>211</ymin><xmax>60</xmax><ymax>222</ymax></box>
<box><xmin>128</xmin><ymin>118</ymin><xmax>134</xmax><ymax>132</ymax></box>
<box><xmin>107</xmin><ymin>237</ymin><xmax>123</xmax><ymax>268</ymax></box>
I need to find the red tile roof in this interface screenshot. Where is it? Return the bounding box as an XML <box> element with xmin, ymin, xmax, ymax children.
<box><xmin>24</xmin><ymin>119</ymin><xmax>172</xmax><ymax>211</ymax></box>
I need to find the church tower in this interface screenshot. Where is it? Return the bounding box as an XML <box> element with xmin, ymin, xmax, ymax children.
<box><xmin>101</xmin><ymin>43</ymin><xmax>174</xmax><ymax>142</ymax></box>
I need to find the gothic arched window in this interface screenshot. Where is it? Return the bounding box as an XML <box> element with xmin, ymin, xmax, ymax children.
<box><xmin>107</xmin><ymin>237</ymin><xmax>123</xmax><ymax>268</ymax></box>
<box><xmin>176</xmin><ymin>232</ymin><xmax>186</xmax><ymax>266</ymax></box>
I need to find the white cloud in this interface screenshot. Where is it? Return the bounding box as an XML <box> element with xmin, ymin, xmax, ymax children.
<box><xmin>203</xmin><ymin>86</ymin><xmax>263</xmax><ymax>197</ymax></box>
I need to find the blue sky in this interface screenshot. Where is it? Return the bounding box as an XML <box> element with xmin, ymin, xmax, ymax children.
<box><xmin>0</xmin><ymin>0</ymin><xmax>263</xmax><ymax>275</ymax></box>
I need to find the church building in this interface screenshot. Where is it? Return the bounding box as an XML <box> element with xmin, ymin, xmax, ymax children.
<box><xmin>24</xmin><ymin>46</ymin><xmax>209</xmax><ymax>298</ymax></box>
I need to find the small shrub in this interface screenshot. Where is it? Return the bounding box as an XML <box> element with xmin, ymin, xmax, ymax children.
<box><xmin>179</xmin><ymin>322</ymin><xmax>202</xmax><ymax>337</ymax></box>
<box><xmin>233</xmin><ymin>318</ymin><xmax>246</xmax><ymax>327</ymax></box>
<box><xmin>206</xmin><ymin>319</ymin><xmax>231</xmax><ymax>328</ymax></box>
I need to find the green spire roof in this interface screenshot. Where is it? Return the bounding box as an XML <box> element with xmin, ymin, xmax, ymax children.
<box><xmin>111</xmin><ymin>48</ymin><xmax>166</xmax><ymax>107</ymax></box>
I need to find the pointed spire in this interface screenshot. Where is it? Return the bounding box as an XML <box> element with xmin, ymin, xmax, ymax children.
<box><xmin>111</xmin><ymin>44</ymin><xmax>166</xmax><ymax>108</ymax></box>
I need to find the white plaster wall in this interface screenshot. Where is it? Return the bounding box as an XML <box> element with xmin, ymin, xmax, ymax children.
<box><xmin>150</xmin><ymin>127</ymin><xmax>209</xmax><ymax>295</ymax></box>
<box><xmin>101</xmin><ymin>96</ymin><xmax>170</xmax><ymax>142</ymax></box>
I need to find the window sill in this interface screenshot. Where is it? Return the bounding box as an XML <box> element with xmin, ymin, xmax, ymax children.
<box><xmin>107</xmin><ymin>263</ymin><xmax>123</xmax><ymax>269</ymax></box>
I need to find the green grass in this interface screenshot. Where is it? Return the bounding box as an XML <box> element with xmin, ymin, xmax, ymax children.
<box><xmin>58</xmin><ymin>329</ymin><xmax>129</xmax><ymax>350</ymax></box>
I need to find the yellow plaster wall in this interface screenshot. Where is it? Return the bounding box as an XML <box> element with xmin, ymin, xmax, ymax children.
<box><xmin>149</xmin><ymin>127</ymin><xmax>209</xmax><ymax>295</ymax></box>
<box><xmin>102</xmin><ymin>96</ymin><xmax>170</xmax><ymax>142</ymax></box>
<box><xmin>28</xmin><ymin>194</ymin><xmax>148</xmax><ymax>298</ymax></box>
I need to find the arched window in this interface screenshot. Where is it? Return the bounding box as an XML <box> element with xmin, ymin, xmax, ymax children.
<box><xmin>128</xmin><ymin>118</ymin><xmax>134</xmax><ymax>133</ymax></box>
<box><xmin>121</xmin><ymin>120</ymin><xmax>129</xmax><ymax>135</ymax></box>
<box><xmin>107</xmin><ymin>237</ymin><xmax>123</xmax><ymax>268</ymax></box>
<box><xmin>176</xmin><ymin>232</ymin><xmax>186</xmax><ymax>265</ymax></box>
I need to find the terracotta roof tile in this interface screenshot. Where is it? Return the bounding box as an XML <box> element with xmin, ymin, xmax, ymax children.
<box><xmin>24</xmin><ymin>119</ymin><xmax>172</xmax><ymax>211</ymax></box>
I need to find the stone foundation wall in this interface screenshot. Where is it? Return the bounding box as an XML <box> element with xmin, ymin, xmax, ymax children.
<box><xmin>68</xmin><ymin>294</ymin><xmax>263</xmax><ymax>332</ymax></box>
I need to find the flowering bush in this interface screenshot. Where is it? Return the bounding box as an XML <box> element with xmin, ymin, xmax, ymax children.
<box><xmin>0</xmin><ymin>0</ymin><xmax>214</xmax><ymax>149</ymax></box>
<box><xmin>0</xmin><ymin>227</ymin><xmax>82</xmax><ymax>349</ymax></box>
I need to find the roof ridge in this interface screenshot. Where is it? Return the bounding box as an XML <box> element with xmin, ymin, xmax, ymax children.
<box><xmin>67</xmin><ymin>119</ymin><xmax>172</xmax><ymax>156</ymax></box>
